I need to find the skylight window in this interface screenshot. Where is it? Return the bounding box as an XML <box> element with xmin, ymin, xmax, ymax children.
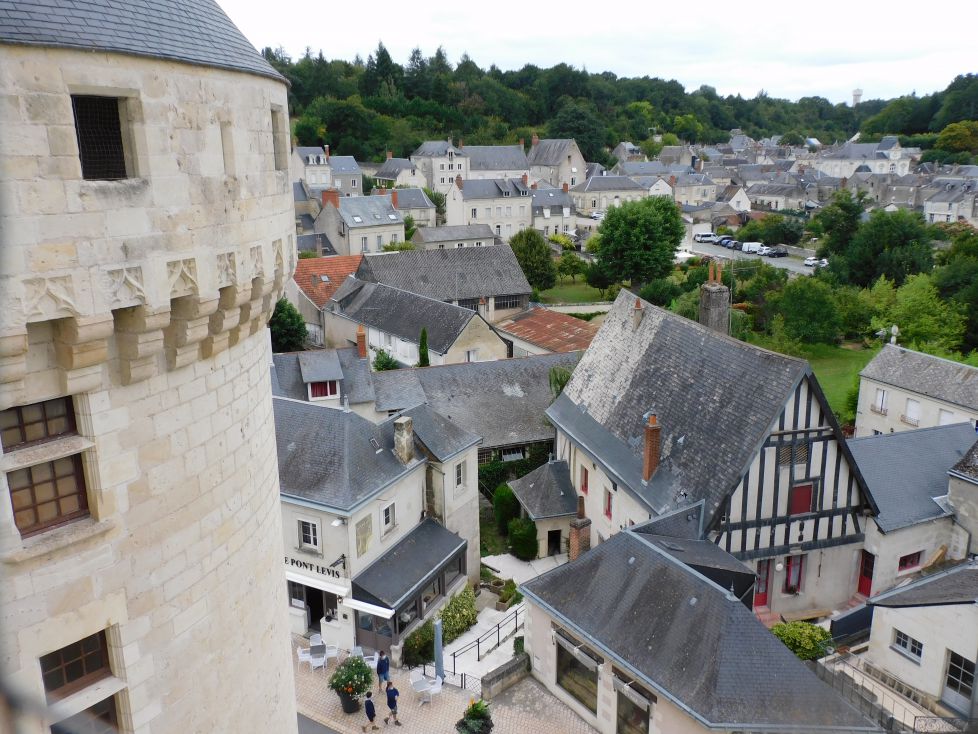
<box><xmin>352</xmin><ymin>215</ymin><xmax>363</xmax><ymax>223</ymax></box>
<box><xmin>388</xmin><ymin>214</ymin><xmax>397</xmax><ymax>220</ymax></box>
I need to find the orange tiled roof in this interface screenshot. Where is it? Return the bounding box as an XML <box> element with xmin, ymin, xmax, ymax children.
<box><xmin>495</xmin><ymin>307</ymin><xmax>599</xmax><ymax>353</ymax></box>
<box><xmin>292</xmin><ymin>255</ymin><xmax>363</xmax><ymax>309</ymax></box>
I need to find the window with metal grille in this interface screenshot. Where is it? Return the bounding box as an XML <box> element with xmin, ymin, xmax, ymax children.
<box><xmin>494</xmin><ymin>294</ymin><xmax>523</xmax><ymax>310</ymax></box>
<box><xmin>894</xmin><ymin>630</ymin><xmax>923</xmax><ymax>658</ymax></box>
<box><xmin>777</xmin><ymin>441</ymin><xmax>809</xmax><ymax>466</ymax></box>
<box><xmin>41</xmin><ymin>631</ymin><xmax>111</xmax><ymax>701</ymax></box>
<box><xmin>71</xmin><ymin>95</ymin><xmax>129</xmax><ymax>180</ymax></box>
<box><xmin>0</xmin><ymin>396</ymin><xmax>76</xmax><ymax>449</ymax></box>
<box><xmin>477</xmin><ymin>448</ymin><xmax>495</xmax><ymax>464</ymax></box>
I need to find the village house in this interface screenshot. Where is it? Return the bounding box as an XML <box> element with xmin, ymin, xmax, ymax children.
<box><xmin>355</xmin><ymin>244</ymin><xmax>532</xmax><ymax>323</ymax></box>
<box><xmin>494</xmin><ymin>305</ymin><xmax>600</xmax><ymax>357</ymax></box>
<box><xmin>922</xmin><ymin>179</ymin><xmax>978</xmax><ymax>225</ymax></box>
<box><xmin>411</xmin><ymin>224</ymin><xmax>496</xmax><ymax>250</ymax></box>
<box><xmin>612</xmin><ymin>160</ymin><xmax>692</xmax><ymax>177</ymax></box>
<box><xmin>292</xmin><ymin>144</ymin><xmax>332</xmax><ymax>189</ymax></box>
<box><xmin>520</xmin><ymin>529</ymin><xmax>880</xmax><ymax>734</ymax></box>
<box><xmin>313</xmin><ymin>190</ymin><xmax>405</xmax><ymax>255</ymax></box>
<box><xmin>273</xmin><ymin>344</ymin><xmax>376</xmax><ymax>420</ymax></box>
<box><xmin>854</xmin><ymin>345</ymin><xmax>978</xmax><ymax>437</ymax></box>
<box><xmin>527</xmin><ymin>135</ymin><xmax>587</xmax><ymax>188</ymax></box>
<box><xmin>275</xmin><ymin>399</ymin><xmax>479</xmax><ymax>663</ymax></box>
<box><xmin>410</xmin><ymin>138</ymin><xmax>468</xmax><ymax>193</ymax></box>
<box><xmin>543</xmin><ymin>290</ymin><xmax>879</xmax><ymax>617</ymax></box>
<box><xmin>671</xmin><ymin>172</ymin><xmax>718</xmax><ymax>206</ymax></box>
<box><xmin>373</xmin><ymin>152</ymin><xmax>428</xmax><ymax>189</ymax></box>
<box><xmin>507</xmin><ymin>460</ymin><xmax>579</xmax><ymax>557</ymax></box>
<box><xmin>716</xmin><ymin>183</ymin><xmax>752</xmax><ymax>212</ymax></box>
<box><xmin>630</xmin><ymin>175</ymin><xmax>675</xmax><ymax>199</ymax></box>
<box><xmin>374</xmin><ymin>187</ymin><xmax>436</xmax><ymax>227</ymax></box>
<box><xmin>328</xmin><ymin>154</ymin><xmax>363</xmax><ymax>196</ymax></box>
<box><xmin>462</xmin><ymin>144</ymin><xmax>530</xmax><ymax>181</ymax></box>
<box><xmin>530</xmin><ymin>183</ymin><xmax>577</xmax><ymax>237</ymax></box>
<box><xmin>866</xmin><ymin>561</ymin><xmax>978</xmax><ymax>718</ymax></box>
<box><xmin>444</xmin><ymin>175</ymin><xmax>534</xmax><ymax>240</ymax></box>
<box><xmin>812</xmin><ymin>136</ymin><xmax>912</xmax><ymax>178</ymax></box>
<box><xmin>287</xmin><ymin>255</ymin><xmax>363</xmax><ymax>345</ymax></box>
<box><xmin>323</xmin><ymin>277</ymin><xmax>509</xmax><ymax>366</ymax></box>
<box><xmin>746</xmin><ymin>181</ymin><xmax>809</xmax><ymax>211</ymax></box>
<box><xmin>611</xmin><ymin>141</ymin><xmax>646</xmax><ymax>164</ymax></box>
<box><xmin>570</xmin><ymin>175</ymin><xmax>646</xmax><ymax>215</ymax></box>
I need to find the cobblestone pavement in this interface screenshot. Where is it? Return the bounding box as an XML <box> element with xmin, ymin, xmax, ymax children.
<box><xmin>294</xmin><ymin>637</ymin><xmax>596</xmax><ymax>733</ymax></box>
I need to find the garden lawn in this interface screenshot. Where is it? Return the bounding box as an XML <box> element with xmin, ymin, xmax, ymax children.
<box><xmin>539</xmin><ymin>280</ymin><xmax>606</xmax><ymax>304</ymax></box>
<box><xmin>804</xmin><ymin>343</ymin><xmax>880</xmax><ymax>418</ymax></box>
<box><xmin>479</xmin><ymin>503</ymin><xmax>508</xmax><ymax>557</ymax></box>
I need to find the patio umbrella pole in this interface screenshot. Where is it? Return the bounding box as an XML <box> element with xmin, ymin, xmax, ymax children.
<box><xmin>434</xmin><ymin>618</ymin><xmax>445</xmax><ymax>682</ymax></box>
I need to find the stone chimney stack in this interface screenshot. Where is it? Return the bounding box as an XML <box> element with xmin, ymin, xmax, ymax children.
<box><xmin>324</xmin><ymin>144</ymin><xmax>330</xmax><ymax>162</ymax></box>
<box><xmin>394</xmin><ymin>416</ymin><xmax>414</xmax><ymax>465</ymax></box>
<box><xmin>562</xmin><ymin>182</ymin><xmax>569</xmax><ymax>193</ymax></box>
<box><xmin>519</xmin><ymin>137</ymin><xmax>525</xmax><ymax>149</ymax></box>
<box><xmin>699</xmin><ymin>264</ymin><xmax>730</xmax><ymax>335</ymax></box>
<box><xmin>455</xmin><ymin>174</ymin><xmax>463</xmax><ymax>190</ymax></box>
<box><xmin>356</xmin><ymin>324</ymin><xmax>367</xmax><ymax>359</ymax></box>
<box><xmin>391</xmin><ymin>189</ymin><xmax>398</xmax><ymax>209</ymax></box>
<box><xmin>568</xmin><ymin>495</ymin><xmax>591</xmax><ymax>561</ymax></box>
<box><xmin>387</xmin><ymin>150</ymin><xmax>393</xmax><ymax>159</ymax></box>
<box><xmin>643</xmin><ymin>413</ymin><xmax>662</xmax><ymax>483</ymax></box>
<box><xmin>632</xmin><ymin>298</ymin><xmax>644</xmax><ymax>331</ymax></box>
<box><xmin>321</xmin><ymin>188</ymin><xmax>340</xmax><ymax>210</ymax></box>
<box><xmin>459</xmin><ymin>137</ymin><xmax>464</xmax><ymax>148</ymax></box>
<box><xmin>531</xmin><ymin>133</ymin><xmax>540</xmax><ymax>147</ymax></box>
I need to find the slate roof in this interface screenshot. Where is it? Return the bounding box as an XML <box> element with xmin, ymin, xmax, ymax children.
<box><xmin>375</xmin><ymin>158</ymin><xmax>416</xmax><ymax>179</ymax></box>
<box><xmin>848</xmin><ymin>423</ymin><xmax>976</xmax><ymax>532</ymax></box>
<box><xmin>0</xmin><ymin>0</ymin><xmax>283</xmax><ymax>81</ymax></box>
<box><xmin>571</xmin><ymin>175</ymin><xmax>644</xmax><ymax>193</ymax></box>
<box><xmin>527</xmin><ymin>139</ymin><xmax>575</xmax><ymax>166</ymax></box>
<box><xmin>529</xmin><ymin>186</ymin><xmax>573</xmax><ymax>213</ymax></box>
<box><xmin>630</xmin><ymin>502</ymin><xmax>704</xmax><ymax>540</ymax></box>
<box><xmin>353</xmin><ymin>518</ymin><xmax>466</xmax><ymax>610</ymax></box>
<box><xmin>292</xmin><ymin>256</ymin><xmax>364</xmax><ymax>309</ymax></box>
<box><xmin>371</xmin><ymin>352</ymin><xmax>581</xmax><ymax>449</ymax></box>
<box><xmin>522</xmin><ymin>532</ymin><xmax>878</xmax><ymax>731</ymax></box>
<box><xmin>494</xmin><ymin>306</ymin><xmax>599</xmax><ymax>353</ymax></box>
<box><xmin>274</xmin><ymin>398</ymin><xmax>421</xmax><ymax>512</ymax></box>
<box><xmin>412</xmin><ymin>225</ymin><xmax>495</xmax><ymax>244</ymax></box>
<box><xmin>355</xmin><ymin>247</ymin><xmax>531</xmax><ymax>301</ymax></box>
<box><xmin>412</xmin><ymin>141</ymin><xmax>465</xmax><ymax>158</ymax></box>
<box><xmin>870</xmin><ymin>560</ymin><xmax>978</xmax><ymax>608</ymax></box>
<box><xmin>508</xmin><ymin>460</ymin><xmax>578</xmax><ymax>520</ymax></box>
<box><xmin>298</xmin><ymin>350</ymin><xmax>343</xmax><ymax>382</ymax></box>
<box><xmin>619</xmin><ymin>161</ymin><xmax>691</xmax><ymax>176</ymax></box>
<box><xmin>462</xmin><ymin>145</ymin><xmax>529</xmax><ymax>171</ymax></box>
<box><xmin>337</xmin><ymin>196</ymin><xmax>401</xmax><ymax>228</ymax></box>
<box><xmin>330</xmin><ymin>278</ymin><xmax>476</xmax><ymax>355</ymax></box>
<box><xmin>547</xmin><ymin>291</ymin><xmax>812</xmax><ymax>519</ymax></box>
<box><xmin>860</xmin><ymin>344</ymin><xmax>978</xmax><ymax>412</ymax></box>
<box><xmin>386</xmin><ymin>188</ymin><xmax>433</xmax><ymax>210</ymax></box>
<box><xmin>457</xmin><ymin>178</ymin><xmax>531</xmax><ymax>200</ymax></box>
<box><xmin>271</xmin><ymin>349</ymin><xmax>375</xmax><ymax>406</ymax></box>
<box><xmin>747</xmin><ymin>182</ymin><xmax>806</xmax><ymax>197</ymax></box>
<box><xmin>639</xmin><ymin>535</ymin><xmax>755</xmax><ymax>583</ymax></box>
<box><xmin>950</xmin><ymin>439</ymin><xmax>978</xmax><ymax>483</ymax></box>
<box><xmin>293</xmin><ymin>182</ymin><xmax>309</xmax><ymax>202</ymax></box>
<box><xmin>401</xmin><ymin>404</ymin><xmax>480</xmax><ymax>462</ymax></box>
<box><xmin>296</xmin><ymin>233</ymin><xmax>334</xmax><ymax>256</ymax></box>
<box><xmin>329</xmin><ymin>156</ymin><xmax>361</xmax><ymax>174</ymax></box>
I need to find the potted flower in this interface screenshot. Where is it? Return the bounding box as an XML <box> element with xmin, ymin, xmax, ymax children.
<box><xmin>328</xmin><ymin>655</ymin><xmax>372</xmax><ymax>714</ymax></box>
<box><xmin>456</xmin><ymin>698</ymin><xmax>493</xmax><ymax>734</ymax></box>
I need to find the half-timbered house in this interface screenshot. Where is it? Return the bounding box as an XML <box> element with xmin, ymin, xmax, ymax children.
<box><xmin>545</xmin><ymin>291</ymin><xmax>878</xmax><ymax>616</ymax></box>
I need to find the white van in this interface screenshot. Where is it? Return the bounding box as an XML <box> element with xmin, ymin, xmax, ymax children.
<box><xmin>693</xmin><ymin>232</ymin><xmax>715</xmax><ymax>243</ymax></box>
<box><xmin>741</xmin><ymin>241</ymin><xmax>763</xmax><ymax>254</ymax></box>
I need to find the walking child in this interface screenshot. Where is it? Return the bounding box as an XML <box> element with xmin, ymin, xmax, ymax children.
<box><xmin>362</xmin><ymin>691</ymin><xmax>379</xmax><ymax>732</ymax></box>
<box><xmin>383</xmin><ymin>680</ymin><xmax>401</xmax><ymax>726</ymax></box>
<box><xmin>376</xmin><ymin>650</ymin><xmax>390</xmax><ymax>691</ymax></box>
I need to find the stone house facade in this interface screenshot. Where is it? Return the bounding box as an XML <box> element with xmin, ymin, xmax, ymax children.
<box><xmin>444</xmin><ymin>175</ymin><xmax>534</xmax><ymax>242</ymax></box>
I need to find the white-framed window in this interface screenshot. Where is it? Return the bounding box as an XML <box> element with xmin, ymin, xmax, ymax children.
<box><xmin>381</xmin><ymin>502</ymin><xmax>396</xmax><ymax>535</ymax></box>
<box><xmin>392</xmin><ymin>233</ymin><xmax>399</xmax><ymax>243</ymax></box>
<box><xmin>872</xmin><ymin>388</ymin><xmax>887</xmax><ymax>414</ymax></box>
<box><xmin>938</xmin><ymin>409</ymin><xmax>956</xmax><ymax>425</ymax></box>
<box><xmin>455</xmin><ymin>461</ymin><xmax>465</xmax><ymax>488</ymax></box>
<box><xmin>361</xmin><ymin>236</ymin><xmax>368</xmax><ymax>252</ymax></box>
<box><xmin>440</xmin><ymin>163</ymin><xmax>445</xmax><ymax>170</ymax></box>
<box><xmin>298</xmin><ymin>518</ymin><xmax>320</xmax><ymax>551</ymax></box>
<box><xmin>893</xmin><ymin>629</ymin><xmax>923</xmax><ymax>659</ymax></box>
<box><xmin>309</xmin><ymin>380</ymin><xmax>338</xmax><ymax>399</ymax></box>
<box><xmin>506</xmin><ymin>206</ymin><xmax>512</xmax><ymax>216</ymax></box>
<box><xmin>352</xmin><ymin>178</ymin><xmax>358</xmax><ymax>188</ymax></box>
<box><xmin>485</xmin><ymin>207</ymin><xmax>491</xmax><ymax>217</ymax></box>
<box><xmin>501</xmin><ymin>446</ymin><xmax>525</xmax><ymax>462</ymax></box>
<box><xmin>457</xmin><ymin>242</ymin><xmax>464</xmax><ymax>248</ymax></box>
<box><xmin>496</xmin><ymin>206</ymin><xmax>502</xmax><ymax>216</ymax></box>
<box><xmin>471</xmin><ymin>208</ymin><xmax>477</xmax><ymax>218</ymax></box>
<box><xmin>377</xmin><ymin>234</ymin><xmax>383</xmax><ymax>248</ymax></box>
<box><xmin>466</xmin><ymin>349</ymin><xmax>478</xmax><ymax>363</ymax></box>
<box><xmin>903</xmin><ymin>398</ymin><xmax>921</xmax><ymax>426</ymax></box>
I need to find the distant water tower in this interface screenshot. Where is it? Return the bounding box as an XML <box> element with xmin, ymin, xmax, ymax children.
<box><xmin>852</xmin><ymin>88</ymin><xmax>863</xmax><ymax>106</ymax></box>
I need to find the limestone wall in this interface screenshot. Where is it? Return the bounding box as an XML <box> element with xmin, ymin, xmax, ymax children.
<box><xmin>0</xmin><ymin>44</ymin><xmax>297</xmax><ymax>733</ymax></box>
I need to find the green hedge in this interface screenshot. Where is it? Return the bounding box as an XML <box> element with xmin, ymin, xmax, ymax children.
<box><xmin>493</xmin><ymin>484</ymin><xmax>520</xmax><ymax>535</ymax></box>
<box><xmin>771</xmin><ymin>621</ymin><xmax>833</xmax><ymax>661</ymax></box>
<box><xmin>402</xmin><ymin>619</ymin><xmax>434</xmax><ymax>666</ymax></box>
<box><xmin>440</xmin><ymin>587</ymin><xmax>478</xmax><ymax>644</ymax></box>
<box><xmin>508</xmin><ymin>517</ymin><xmax>538</xmax><ymax>561</ymax></box>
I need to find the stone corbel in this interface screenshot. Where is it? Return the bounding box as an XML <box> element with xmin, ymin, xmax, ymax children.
<box><xmin>0</xmin><ymin>330</ymin><xmax>29</xmax><ymax>410</ymax></box>
<box><xmin>163</xmin><ymin>295</ymin><xmax>219</xmax><ymax>370</ymax></box>
<box><xmin>113</xmin><ymin>305</ymin><xmax>171</xmax><ymax>385</ymax></box>
<box><xmin>202</xmin><ymin>285</ymin><xmax>249</xmax><ymax>358</ymax></box>
<box><xmin>54</xmin><ymin>314</ymin><xmax>115</xmax><ymax>395</ymax></box>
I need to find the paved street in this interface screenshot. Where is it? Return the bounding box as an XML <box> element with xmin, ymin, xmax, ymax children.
<box><xmin>689</xmin><ymin>241</ymin><xmax>812</xmax><ymax>276</ymax></box>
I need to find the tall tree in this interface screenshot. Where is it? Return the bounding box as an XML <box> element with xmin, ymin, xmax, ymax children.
<box><xmin>771</xmin><ymin>277</ymin><xmax>841</xmax><ymax>344</ymax></box>
<box><xmin>873</xmin><ymin>273</ymin><xmax>965</xmax><ymax>353</ymax></box>
<box><xmin>268</xmin><ymin>298</ymin><xmax>306</xmax><ymax>352</ymax></box>
<box><xmin>417</xmin><ymin>327</ymin><xmax>430</xmax><ymax>367</ymax></box>
<box><xmin>810</xmin><ymin>190</ymin><xmax>867</xmax><ymax>258</ymax></box>
<box><xmin>595</xmin><ymin>197</ymin><xmax>684</xmax><ymax>287</ymax></box>
<box><xmin>509</xmin><ymin>229</ymin><xmax>557</xmax><ymax>291</ymax></box>
<box><xmin>842</xmin><ymin>209</ymin><xmax>934</xmax><ymax>287</ymax></box>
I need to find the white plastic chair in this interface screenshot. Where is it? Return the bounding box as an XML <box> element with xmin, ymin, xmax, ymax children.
<box><xmin>423</xmin><ymin>676</ymin><xmax>443</xmax><ymax>705</ymax></box>
<box><xmin>411</xmin><ymin>670</ymin><xmax>432</xmax><ymax>700</ymax></box>
<box><xmin>296</xmin><ymin>646</ymin><xmax>311</xmax><ymax>670</ymax></box>
<box><xmin>309</xmin><ymin>633</ymin><xmax>323</xmax><ymax>646</ymax></box>
<box><xmin>363</xmin><ymin>652</ymin><xmax>378</xmax><ymax>670</ymax></box>
<box><xmin>309</xmin><ymin>644</ymin><xmax>327</xmax><ymax>673</ymax></box>
<box><xmin>323</xmin><ymin>644</ymin><xmax>339</xmax><ymax>668</ymax></box>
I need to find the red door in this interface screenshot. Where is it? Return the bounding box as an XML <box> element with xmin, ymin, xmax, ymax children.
<box><xmin>858</xmin><ymin>550</ymin><xmax>875</xmax><ymax>596</ymax></box>
<box><xmin>754</xmin><ymin>559</ymin><xmax>771</xmax><ymax>607</ymax></box>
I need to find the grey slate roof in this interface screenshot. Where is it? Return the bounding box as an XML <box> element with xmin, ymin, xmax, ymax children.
<box><xmin>412</xmin><ymin>225</ymin><xmax>495</xmax><ymax>244</ymax></box>
<box><xmin>402</xmin><ymin>404</ymin><xmax>480</xmax><ymax>462</ymax></box>
<box><xmin>356</xmin><ymin>247</ymin><xmax>531</xmax><ymax>301</ymax></box>
<box><xmin>331</xmin><ymin>278</ymin><xmax>475</xmax><ymax>355</ymax></box>
<box><xmin>861</xmin><ymin>344</ymin><xmax>978</xmax><ymax>412</ymax></box>
<box><xmin>848</xmin><ymin>423</ymin><xmax>976</xmax><ymax>532</ymax></box>
<box><xmin>571</xmin><ymin>175</ymin><xmax>644</xmax><ymax>193</ymax></box>
<box><xmin>387</xmin><ymin>188</ymin><xmax>433</xmax><ymax>210</ymax></box>
<box><xmin>353</xmin><ymin>518</ymin><xmax>466</xmax><ymax>610</ymax></box>
<box><xmin>371</xmin><ymin>352</ymin><xmax>581</xmax><ymax>449</ymax></box>
<box><xmin>619</xmin><ymin>161</ymin><xmax>691</xmax><ymax>176</ymax></box>
<box><xmin>527</xmin><ymin>139</ymin><xmax>575</xmax><ymax>166</ymax></box>
<box><xmin>0</xmin><ymin>0</ymin><xmax>283</xmax><ymax>81</ymax></box>
<box><xmin>274</xmin><ymin>398</ymin><xmax>422</xmax><ymax>513</ymax></box>
<box><xmin>329</xmin><ymin>156</ymin><xmax>361</xmax><ymax>174</ymax></box>
<box><xmin>293</xmin><ymin>182</ymin><xmax>309</xmax><ymax>202</ymax></box>
<box><xmin>950</xmin><ymin>439</ymin><xmax>978</xmax><ymax>483</ymax></box>
<box><xmin>298</xmin><ymin>350</ymin><xmax>343</xmax><ymax>382</ymax></box>
<box><xmin>508</xmin><ymin>460</ymin><xmax>578</xmax><ymax>520</ymax></box>
<box><xmin>630</xmin><ymin>502</ymin><xmax>704</xmax><ymax>540</ymax></box>
<box><xmin>871</xmin><ymin>560</ymin><xmax>978</xmax><ymax>608</ymax></box>
<box><xmin>295</xmin><ymin>146</ymin><xmax>326</xmax><ymax>159</ymax></box>
<box><xmin>271</xmin><ymin>349</ymin><xmax>375</xmax><ymax>406</ymax></box>
<box><xmin>547</xmin><ymin>291</ymin><xmax>811</xmax><ymax>519</ymax></box>
<box><xmin>522</xmin><ymin>532</ymin><xmax>878</xmax><ymax>731</ymax></box>
<box><xmin>457</xmin><ymin>178</ymin><xmax>531</xmax><ymax>200</ymax></box>
<box><xmin>375</xmin><ymin>158</ymin><xmax>416</xmax><ymax>179</ymax></box>
<box><xmin>412</xmin><ymin>141</ymin><xmax>465</xmax><ymax>158</ymax></box>
<box><xmin>529</xmin><ymin>187</ymin><xmax>573</xmax><ymax>212</ymax></box>
<box><xmin>337</xmin><ymin>196</ymin><xmax>402</xmax><ymax>229</ymax></box>
<box><xmin>462</xmin><ymin>145</ymin><xmax>528</xmax><ymax>171</ymax></box>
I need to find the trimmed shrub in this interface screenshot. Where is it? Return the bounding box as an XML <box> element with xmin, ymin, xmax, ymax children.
<box><xmin>493</xmin><ymin>484</ymin><xmax>520</xmax><ymax>535</ymax></box>
<box><xmin>402</xmin><ymin>620</ymin><xmax>435</xmax><ymax>666</ymax></box>
<box><xmin>439</xmin><ymin>587</ymin><xmax>478</xmax><ymax>644</ymax></box>
<box><xmin>513</xmin><ymin>635</ymin><xmax>525</xmax><ymax>656</ymax></box>
<box><xmin>507</xmin><ymin>517</ymin><xmax>538</xmax><ymax>561</ymax></box>
<box><xmin>771</xmin><ymin>621</ymin><xmax>833</xmax><ymax>661</ymax></box>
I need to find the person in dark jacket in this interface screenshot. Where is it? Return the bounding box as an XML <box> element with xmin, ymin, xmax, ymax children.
<box><xmin>383</xmin><ymin>680</ymin><xmax>401</xmax><ymax>726</ymax></box>
<box><xmin>362</xmin><ymin>691</ymin><xmax>379</xmax><ymax>732</ymax></box>
<box><xmin>376</xmin><ymin>650</ymin><xmax>390</xmax><ymax>690</ymax></box>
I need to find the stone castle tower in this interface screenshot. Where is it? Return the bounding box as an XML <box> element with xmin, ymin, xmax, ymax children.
<box><xmin>0</xmin><ymin>1</ymin><xmax>297</xmax><ymax>731</ymax></box>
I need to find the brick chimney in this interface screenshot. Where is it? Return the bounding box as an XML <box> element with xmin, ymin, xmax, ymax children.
<box><xmin>632</xmin><ymin>298</ymin><xmax>643</xmax><ymax>330</ymax></box>
<box><xmin>530</xmin><ymin>182</ymin><xmax>537</xmax><ymax>190</ymax></box>
<box><xmin>387</xmin><ymin>150</ymin><xmax>393</xmax><ymax>159</ymax></box>
<box><xmin>531</xmin><ymin>133</ymin><xmax>540</xmax><ymax>147</ymax></box>
<box><xmin>321</xmin><ymin>188</ymin><xmax>340</xmax><ymax>209</ymax></box>
<box><xmin>455</xmin><ymin>174</ymin><xmax>463</xmax><ymax>190</ymax></box>
<box><xmin>391</xmin><ymin>189</ymin><xmax>398</xmax><ymax>209</ymax></box>
<box><xmin>568</xmin><ymin>496</ymin><xmax>591</xmax><ymax>561</ymax></box>
<box><xmin>521</xmin><ymin>173</ymin><xmax>528</xmax><ymax>187</ymax></box>
<box><xmin>394</xmin><ymin>416</ymin><xmax>414</xmax><ymax>465</ymax></box>
<box><xmin>668</xmin><ymin>175</ymin><xmax>677</xmax><ymax>189</ymax></box>
<box><xmin>324</xmin><ymin>144</ymin><xmax>330</xmax><ymax>162</ymax></box>
<box><xmin>562</xmin><ymin>182</ymin><xmax>569</xmax><ymax>193</ymax></box>
<box><xmin>356</xmin><ymin>324</ymin><xmax>367</xmax><ymax>359</ymax></box>
<box><xmin>642</xmin><ymin>413</ymin><xmax>662</xmax><ymax>483</ymax></box>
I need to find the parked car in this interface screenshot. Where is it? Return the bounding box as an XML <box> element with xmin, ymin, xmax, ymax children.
<box><xmin>757</xmin><ymin>245</ymin><xmax>772</xmax><ymax>256</ymax></box>
<box><xmin>742</xmin><ymin>242</ymin><xmax>763</xmax><ymax>254</ymax></box>
<box><xmin>590</xmin><ymin>211</ymin><xmax>605</xmax><ymax>220</ymax></box>
<box><xmin>767</xmin><ymin>246</ymin><xmax>789</xmax><ymax>258</ymax></box>
<box><xmin>804</xmin><ymin>256</ymin><xmax>819</xmax><ymax>267</ymax></box>
<box><xmin>730</xmin><ymin>240</ymin><xmax>743</xmax><ymax>250</ymax></box>
<box><xmin>693</xmin><ymin>232</ymin><xmax>715</xmax><ymax>243</ymax></box>
<box><xmin>819</xmin><ymin>258</ymin><xmax>829</xmax><ymax>268</ymax></box>
<box><xmin>716</xmin><ymin>235</ymin><xmax>734</xmax><ymax>246</ymax></box>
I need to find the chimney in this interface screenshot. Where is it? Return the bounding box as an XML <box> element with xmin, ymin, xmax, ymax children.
<box><xmin>531</xmin><ymin>182</ymin><xmax>537</xmax><ymax>190</ymax></box>
<box><xmin>562</xmin><ymin>182</ymin><xmax>569</xmax><ymax>193</ymax></box>
<box><xmin>455</xmin><ymin>174</ymin><xmax>463</xmax><ymax>190</ymax></box>
<box><xmin>387</xmin><ymin>150</ymin><xmax>393</xmax><ymax>159</ymax></box>
<box><xmin>708</xmin><ymin>261</ymin><xmax>715</xmax><ymax>283</ymax></box>
<box><xmin>521</xmin><ymin>173</ymin><xmax>528</xmax><ymax>187</ymax></box>
<box><xmin>391</xmin><ymin>189</ymin><xmax>398</xmax><ymax>209</ymax></box>
<box><xmin>642</xmin><ymin>413</ymin><xmax>662</xmax><ymax>483</ymax></box>
<box><xmin>356</xmin><ymin>325</ymin><xmax>367</xmax><ymax>359</ymax></box>
<box><xmin>324</xmin><ymin>144</ymin><xmax>330</xmax><ymax>162</ymax></box>
<box><xmin>568</xmin><ymin>496</ymin><xmax>591</xmax><ymax>562</ymax></box>
<box><xmin>669</xmin><ymin>175</ymin><xmax>677</xmax><ymax>189</ymax></box>
<box><xmin>459</xmin><ymin>138</ymin><xmax>464</xmax><ymax>149</ymax></box>
<box><xmin>531</xmin><ymin>133</ymin><xmax>540</xmax><ymax>147</ymax></box>
<box><xmin>519</xmin><ymin>137</ymin><xmax>525</xmax><ymax>149</ymax></box>
<box><xmin>393</xmin><ymin>416</ymin><xmax>414</xmax><ymax>465</ymax></box>
<box><xmin>699</xmin><ymin>266</ymin><xmax>730</xmax><ymax>334</ymax></box>
<box><xmin>321</xmin><ymin>188</ymin><xmax>340</xmax><ymax>209</ymax></box>
<box><xmin>841</xmin><ymin>176</ymin><xmax>848</xmax><ymax>190</ymax></box>
<box><xmin>447</xmin><ymin>136</ymin><xmax>453</xmax><ymax>147</ymax></box>
<box><xmin>632</xmin><ymin>298</ymin><xmax>643</xmax><ymax>330</ymax></box>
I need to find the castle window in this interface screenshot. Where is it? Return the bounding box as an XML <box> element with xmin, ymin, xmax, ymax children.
<box><xmin>42</xmin><ymin>630</ymin><xmax>125</xmax><ymax>734</ymax></box>
<box><xmin>71</xmin><ymin>95</ymin><xmax>131</xmax><ymax>180</ymax></box>
<box><xmin>270</xmin><ymin>106</ymin><xmax>288</xmax><ymax>171</ymax></box>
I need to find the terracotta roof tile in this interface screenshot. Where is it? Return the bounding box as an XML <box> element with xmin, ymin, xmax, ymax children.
<box><xmin>292</xmin><ymin>256</ymin><xmax>363</xmax><ymax>309</ymax></box>
<box><xmin>495</xmin><ymin>307</ymin><xmax>599</xmax><ymax>353</ymax></box>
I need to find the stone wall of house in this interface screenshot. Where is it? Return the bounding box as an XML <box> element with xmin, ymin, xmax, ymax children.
<box><xmin>0</xmin><ymin>44</ymin><xmax>297</xmax><ymax>733</ymax></box>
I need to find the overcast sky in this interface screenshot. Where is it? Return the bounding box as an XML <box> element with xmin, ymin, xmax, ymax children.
<box><xmin>219</xmin><ymin>0</ymin><xmax>976</xmax><ymax>105</ymax></box>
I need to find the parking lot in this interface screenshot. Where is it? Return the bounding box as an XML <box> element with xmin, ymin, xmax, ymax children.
<box><xmin>689</xmin><ymin>240</ymin><xmax>812</xmax><ymax>276</ymax></box>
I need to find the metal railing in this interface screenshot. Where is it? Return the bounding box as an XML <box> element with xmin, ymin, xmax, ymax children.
<box><xmin>900</xmin><ymin>413</ymin><xmax>920</xmax><ymax>427</ymax></box>
<box><xmin>417</xmin><ymin>663</ymin><xmax>482</xmax><ymax>697</ymax></box>
<box><xmin>446</xmin><ymin>603</ymin><xmax>525</xmax><ymax>670</ymax></box>
<box><xmin>870</xmin><ymin>405</ymin><xmax>888</xmax><ymax>416</ymax></box>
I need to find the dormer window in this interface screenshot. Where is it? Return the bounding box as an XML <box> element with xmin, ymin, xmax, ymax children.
<box><xmin>520</xmin><ymin>190</ymin><xmax>527</xmax><ymax>196</ymax></box>
<box><xmin>503</xmin><ymin>190</ymin><xmax>510</xmax><ymax>197</ymax></box>
<box><xmin>309</xmin><ymin>381</ymin><xmax>338</xmax><ymax>399</ymax></box>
